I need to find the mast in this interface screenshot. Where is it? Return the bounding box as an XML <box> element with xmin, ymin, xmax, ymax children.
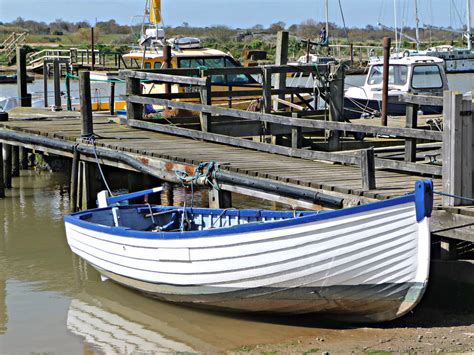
<box><xmin>414</xmin><ymin>0</ymin><xmax>420</xmax><ymax>50</ymax></box>
<box><xmin>394</xmin><ymin>0</ymin><xmax>399</xmax><ymax>52</ymax></box>
<box><xmin>325</xmin><ymin>0</ymin><xmax>329</xmax><ymax>42</ymax></box>
<box><xmin>467</xmin><ymin>0</ymin><xmax>472</xmax><ymax>50</ymax></box>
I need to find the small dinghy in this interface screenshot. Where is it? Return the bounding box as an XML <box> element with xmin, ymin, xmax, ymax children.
<box><xmin>64</xmin><ymin>180</ymin><xmax>433</xmax><ymax>322</ymax></box>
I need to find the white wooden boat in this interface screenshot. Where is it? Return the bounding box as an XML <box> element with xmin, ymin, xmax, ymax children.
<box><xmin>64</xmin><ymin>180</ymin><xmax>433</xmax><ymax>323</ymax></box>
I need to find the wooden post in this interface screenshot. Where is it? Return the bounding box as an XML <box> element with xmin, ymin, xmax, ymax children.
<box><xmin>162</xmin><ymin>182</ymin><xmax>174</xmax><ymax>206</ymax></box>
<box><xmin>79</xmin><ymin>71</ymin><xmax>93</xmax><ymax>137</ymax></box>
<box><xmin>349</xmin><ymin>43</ymin><xmax>354</xmax><ymax>65</ymax></box>
<box><xmin>199</xmin><ymin>73</ymin><xmax>212</xmax><ymax>132</ymax></box>
<box><xmin>125</xmin><ymin>77</ymin><xmax>143</xmax><ymax>122</ymax></box>
<box><xmin>328</xmin><ymin>63</ymin><xmax>345</xmax><ymax>151</ymax></box>
<box><xmin>163</xmin><ymin>45</ymin><xmax>172</xmax><ymax>94</ymax></box>
<box><xmin>208</xmin><ymin>188</ymin><xmax>232</xmax><ymax>209</ymax></box>
<box><xmin>262</xmin><ymin>67</ymin><xmax>272</xmax><ymax>114</ymax></box>
<box><xmin>43</xmin><ymin>61</ymin><xmax>49</xmax><ymax>107</ymax></box>
<box><xmin>3</xmin><ymin>145</ymin><xmax>12</xmax><ymax>189</ymax></box>
<box><xmin>65</xmin><ymin>64</ymin><xmax>72</xmax><ymax>111</ymax></box>
<box><xmin>91</xmin><ymin>27</ymin><xmax>95</xmax><ymax>71</ymax></box>
<box><xmin>291</xmin><ymin>113</ymin><xmax>303</xmax><ymax>149</ymax></box>
<box><xmin>53</xmin><ymin>59</ymin><xmax>62</xmax><ymax>111</ymax></box>
<box><xmin>305</xmin><ymin>38</ymin><xmax>311</xmax><ymax>64</ymax></box>
<box><xmin>442</xmin><ymin>91</ymin><xmax>472</xmax><ymax>206</ymax></box>
<box><xmin>16</xmin><ymin>47</ymin><xmax>31</xmax><ymax>107</ymax></box>
<box><xmin>360</xmin><ymin>148</ymin><xmax>376</xmax><ymax>191</ymax></box>
<box><xmin>274</xmin><ymin>31</ymin><xmax>289</xmax><ymax>111</ymax></box>
<box><xmin>70</xmin><ymin>149</ymin><xmax>80</xmax><ymax>212</ymax></box>
<box><xmin>381</xmin><ymin>37</ymin><xmax>391</xmax><ymax>126</ymax></box>
<box><xmin>0</xmin><ymin>143</ymin><xmax>4</xmax><ymax>198</ymax></box>
<box><xmin>109</xmin><ymin>81</ymin><xmax>116</xmax><ymax>115</ymax></box>
<box><xmin>405</xmin><ymin>103</ymin><xmax>419</xmax><ymax>162</ymax></box>
<box><xmin>19</xmin><ymin>147</ymin><xmax>28</xmax><ymax>169</ymax></box>
<box><xmin>11</xmin><ymin>146</ymin><xmax>19</xmax><ymax>177</ymax></box>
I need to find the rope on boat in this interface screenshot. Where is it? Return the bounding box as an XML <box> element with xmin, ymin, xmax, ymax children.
<box><xmin>81</xmin><ymin>135</ymin><xmax>114</xmax><ymax>196</ymax></box>
<box><xmin>434</xmin><ymin>191</ymin><xmax>474</xmax><ymax>204</ymax></box>
<box><xmin>175</xmin><ymin>161</ymin><xmax>220</xmax><ymax>190</ymax></box>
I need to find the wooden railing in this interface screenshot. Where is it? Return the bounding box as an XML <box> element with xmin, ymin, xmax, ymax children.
<box><xmin>0</xmin><ymin>32</ymin><xmax>28</xmax><ymax>63</ymax></box>
<box><xmin>119</xmin><ymin>66</ymin><xmax>470</xmax><ymax>183</ymax></box>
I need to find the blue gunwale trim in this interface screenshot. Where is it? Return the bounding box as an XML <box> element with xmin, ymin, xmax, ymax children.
<box><xmin>64</xmin><ymin>180</ymin><xmax>433</xmax><ymax>240</ymax></box>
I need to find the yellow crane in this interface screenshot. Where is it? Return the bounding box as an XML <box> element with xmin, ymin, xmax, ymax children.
<box><xmin>149</xmin><ymin>0</ymin><xmax>161</xmax><ymax>24</ymax></box>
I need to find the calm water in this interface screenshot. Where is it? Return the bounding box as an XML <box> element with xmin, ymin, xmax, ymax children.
<box><xmin>0</xmin><ymin>170</ymin><xmax>333</xmax><ymax>354</ymax></box>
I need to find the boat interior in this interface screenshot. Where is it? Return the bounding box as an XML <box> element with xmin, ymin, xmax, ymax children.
<box><xmin>76</xmin><ymin>205</ymin><xmax>320</xmax><ymax>232</ymax></box>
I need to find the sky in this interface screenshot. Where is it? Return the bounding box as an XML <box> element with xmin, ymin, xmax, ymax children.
<box><xmin>0</xmin><ymin>0</ymin><xmax>469</xmax><ymax>30</ymax></box>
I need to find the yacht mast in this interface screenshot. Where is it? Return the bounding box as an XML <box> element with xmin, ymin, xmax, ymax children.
<box><xmin>414</xmin><ymin>0</ymin><xmax>420</xmax><ymax>51</ymax></box>
<box><xmin>394</xmin><ymin>0</ymin><xmax>399</xmax><ymax>52</ymax></box>
<box><xmin>325</xmin><ymin>0</ymin><xmax>329</xmax><ymax>42</ymax></box>
<box><xmin>467</xmin><ymin>0</ymin><xmax>472</xmax><ymax>50</ymax></box>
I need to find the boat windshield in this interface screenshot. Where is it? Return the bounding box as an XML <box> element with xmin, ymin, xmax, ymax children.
<box><xmin>411</xmin><ymin>65</ymin><xmax>443</xmax><ymax>89</ymax></box>
<box><xmin>367</xmin><ymin>65</ymin><xmax>408</xmax><ymax>86</ymax></box>
<box><xmin>178</xmin><ymin>56</ymin><xmax>257</xmax><ymax>85</ymax></box>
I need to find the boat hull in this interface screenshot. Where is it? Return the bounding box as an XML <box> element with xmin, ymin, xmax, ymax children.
<box><xmin>64</xmin><ymin>181</ymin><xmax>433</xmax><ymax>322</ymax></box>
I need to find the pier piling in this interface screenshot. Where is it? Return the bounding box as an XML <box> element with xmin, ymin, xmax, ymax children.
<box><xmin>79</xmin><ymin>71</ymin><xmax>93</xmax><ymax>137</ymax></box>
<box><xmin>53</xmin><ymin>59</ymin><xmax>62</xmax><ymax>111</ymax></box>
<box><xmin>16</xmin><ymin>47</ymin><xmax>31</xmax><ymax>107</ymax></box>
<box><xmin>19</xmin><ymin>147</ymin><xmax>28</xmax><ymax>170</ymax></box>
<box><xmin>361</xmin><ymin>148</ymin><xmax>376</xmax><ymax>191</ymax></box>
<box><xmin>381</xmin><ymin>37</ymin><xmax>391</xmax><ymax>126</ymax></box>
<box><xmin>0</xmin><ymin>143</ymin><xmax>4</xmax><ymax>198</ymax></box>
<box><xmin>11</xmin><ymin>146</ymin><xmax>19</xmax><ymax>177</ymax></box>
<box><xmin>3</xmin><ymin>145</ymin><xmax>12</xmax><ymax>189</ymax></box>
<box><xmin>70</xmin><ymin>149</ymin><xmax>80</xmax><ymax>212</ymax></box>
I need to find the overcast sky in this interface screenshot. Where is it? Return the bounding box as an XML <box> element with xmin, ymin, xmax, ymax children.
<box><xmin>0</xmin><ymin>0</ymin><xmax>469</xmax><ymax>29</ymax></box>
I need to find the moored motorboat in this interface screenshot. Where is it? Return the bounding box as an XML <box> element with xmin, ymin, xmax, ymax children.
<box><xmin>344</xmin><ymin>56</ymin><xmax>448</xmax><ymax>119</ymax></box>
<box><xmin>64</xmin><ymin>180</ymin><xmax>433</xmax><ymax>323</ymax></box>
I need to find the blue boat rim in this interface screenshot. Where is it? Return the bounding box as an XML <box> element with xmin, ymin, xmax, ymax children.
<box><xmin>64</xmin><ymin>180</ymin><xmax>433</xmax><ymax>240</ymax></box>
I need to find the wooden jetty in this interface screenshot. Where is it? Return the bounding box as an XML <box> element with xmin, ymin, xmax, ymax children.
<box><xmin>1</xmin><ymin>36</ymin><xmax>473</xmax><ymax>262</ymax></box>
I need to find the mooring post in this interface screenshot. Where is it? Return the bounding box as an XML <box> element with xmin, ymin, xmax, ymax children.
<box><xmin>125</xmin><ymin>76</ymin><xmax>143</xmax><ymax>123</ymax></box>
<box><xmin>163</xmin><ymin>45</ymin><xmax>172</xmax><ymax>94</ymax></box>
<box><xmin>11</xmin><ymin>146</ymin><xmax>19</xmax><ymax>177</ymax></box>
<box><xmin>109</xmin><ymin>81</ymin><xmax>116</xmax><ymax>115</ymax></box>
<box><xmin>262</xmin><ymin>67</ymin><xmax>272</xmax><ymax>114</ymax></box>
<box><xmin>360</xmin><ymin>147</ymin><xmax>376</xmax><ymax>191</ymax></box>
<box><xmin>16</xmin><ymin>47</ymin><xmax>31</xmax><ymax>107</ymax></box>
<box><xmin>199</xmin><ymin>73</ymin><xmax>212</xmax><ymax>132</ymax></box>
<box><xmin>208</xmin><ymin>188</ymin><xmax>232</xmax><ymax>209</ymax></box>
<box><xmin>328</xmin><ymin>63</ymin><xmax>345</xmax><ymax>151</ymax></box>
<box><xmin>274</xmin><ymin>31</ymin><xmax>289</xmax><ymax>111</ymax></box>
<box><xmin>43</xmin><ymin>61</ymin><xmax>49</xmax><ymax>108</ymax></box>
<box><xmin>79</xmin><ymin>71</ymin><xmax>94</xmax><ymax>137</ymax></box>
<box><xmin>53</xmin><ymin>59</ymin><xmax>62</xmax><ymax>111</ymax></box>
<box><xmin>381</xmin><ymin>37</ymin><xmax>391</xmax><ymax>126</ymax></box>
<box><xmin>3</xmin><ymin>145</ymin><xmax>12</xmax><ymax>189</ymax></box>
<box><xmin>91</xmin><ymin>27</ymin><xmax>95</xmax><ymax>71</ymax></box>
<box><xmin>349</xmin><ymin>43</ymin><xmax>354</xmax><ymax>65</ymax></box>
<box><xmin>65</xmin><ymin>64</ymin><xmax>72</xmax><ymax>111</ymax></box>
<box><xmin>442</xmin><ymin>91</ymin><xmax>472</xmax><ymax>206</ymax></box>
<box><xmin>404</xmin><ymin>102</ymin><xmax>419</xmax><ymax>162</ymax></box>
<box><xmin>0</xmin><ymin>143</ymin><xmax>4</xmax><ymax>198</ymax></box>
<box><xmin>70</xmin><ymin>149</ymin><xmax>80</xmax><ymax>212</ymax></box>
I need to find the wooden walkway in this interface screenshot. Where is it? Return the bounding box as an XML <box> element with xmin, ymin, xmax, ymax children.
<box><xmin>1</xmin><ymin>109</ymin><xmax>473</xmax><ymax>243</ymax></box>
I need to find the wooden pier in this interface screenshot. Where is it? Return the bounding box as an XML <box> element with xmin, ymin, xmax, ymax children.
<box><xmin>1</xmin><ymin>40</ymin><xmax>473</xmax><ymax>260</ymax></box>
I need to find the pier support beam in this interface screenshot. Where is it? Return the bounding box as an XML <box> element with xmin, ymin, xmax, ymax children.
<box><xmin>19</xmin><ymin>147</ymin><xmax>29</xmax><ymax>169</ymax></box>
<box><xmin>360</xmin><ymin>148</ymin><xmax>376</xmax><ymax>191</ymax></box>
<box><xmin>0</xmin><ymin>143</ymin><xmax>4</xmax><ymax>198</ymax></box>
<box><xmin>43</xmin><ymin>62</ymin><xmax>49</xmax><ymax>108</ymax></box>
<box><xmin>70</xmin><ymin>149</ymin><xmax>80</xmax><ymax>212</ymax></box>
<box><xmin>3</xmin><ymin>145</ymin><xmax>12</xmax><ymax>189</ymax></box>
<box><xmin>11</xmin><ymin>146</ymin><xmax>19</xmax><ymax>177</ymax></box>
<box><xmin>405</xmin><ymin>103</ymin><xmax>419</xmax><ymax>162</ymax></box>
<box><xmin>126</xmin><ymin>77</ymin><xmax>143</xmax><ymax>122</ymax></box>
<box><xmin>77</xmin><ymin>161</ymin><xmax>98</xmax><ymax>210</ymax></box>
<box><xmin>208</xmin><ymin>187</ymin><xmax>232</xmax><ymax>209</ymax></box>
<box><xmin>162</xmin><ymin>182</ymin><xmax>174</xmax><ymax>206</ymax></box>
